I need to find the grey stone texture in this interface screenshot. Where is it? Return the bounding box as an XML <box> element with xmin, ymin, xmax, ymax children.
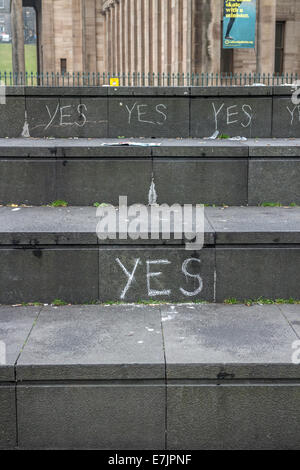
<box><xmin>0</xmin><ymin>303</ymin><xmax>298</xmax><ymax>449</ymax></box>
<box><xmin>17</xmin><ymin>305</ymin><xmax>165</xmax><ymax>381</ymax></box>
<box><xmin>153</xmin><ymin>159</ymin><xmax>248</xmax><ymax>205</ymax></box>
<box><xmin>0</xmin><ymin>248</ymin><xmax>98</xmax><ymax>304</ymax></box>
<box><xmin>161</xmin><ymin>304</ymin><xmax>299</xmax><ymax>379</ymax></box>
<box><xmin>190</xmin><ymin>97</ymin><xmax>272</xmax><ymax>138</ymax></box>
<box><xmin>56</xmin><ymin>158</ymin><xmax>152</xmax><ymax>206</ymax></box>
<box><xmin>0</xmin><ymin>160</ymin><xmax>56</xmax><ymax>206</ymax></box>
<box><xmin>248</xmin><ymin>159</ymin><xmax>300</xmax><ymax>206</ymax></box>
<box><xmin>108</xmin><ymin>97</ymin><xmax>190</xmax><ymax>138</ymax></box>
<box><xmin>0</xmin><ymin>306</ymin><xmax>41</xmax><ymax>449</ymax></box>
<box><xmin>16</xmin><ymin>305</ymin><xmax>165</xmax><ymax>450</ymax></box>
<box><xmin>17</xmin><ymin>383</ymin><xmax>165</xmax><ymax>450</ymax></box>
<box><xmin>27</xmin><ymin>96</ymin><xmax>108</xmax><ymax>138</ymax></box>
<box><xmin>206</xmin><ymin>206</ymin><xmax>300</xmax><ymax>244</ymax></box>
<box><xmin>0</xmin><ymin>97</ymin><xmax>25</xmax><ymax>138</ymax></box>
<box><xmin>1</xmin><ymin>138</ymin><xmax>300</xmax><ymax>206</ymax></box>
<box><xmin>0</xmin><ymin>386</ymin><xmax>16</xmax><ymax>449</ymax></box>
<box><xmin>216</xmin><ymin>247</ymin><xmax>300</xmax><ymax>302</ymax></box>
<box><xmin>272</xmin><ymin>98</ymin><xmax>300</xmax><ymax>138</ymax></box>
<box><xmin>167</xmin><ymin>384</ymin><xmax>300</xmax><ymax>450</ymax></box>
<box><xmin>0</xmin><ymin>87</ymin><xmax>297</xmax><ymax>138</ymax></box>
<box><xmin>1</xmin><ymin>206</ymin><xmax>300</xmax><ymax>303</ymax></box>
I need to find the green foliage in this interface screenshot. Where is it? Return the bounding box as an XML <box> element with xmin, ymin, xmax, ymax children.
<box><xmin>52</xmin><ymin>299</ymin><xmax>68</xmax><ymax>307</ymax></box>
<box><xmin>50</xmin><ymin>200</ymin><xmax>68</xmax><ymax>207</ymax></box>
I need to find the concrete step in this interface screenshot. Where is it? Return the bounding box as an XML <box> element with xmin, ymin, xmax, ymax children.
<box><xmin>1</xmin><ymin>206</ymin><xmax>300</xmax><ymax>304</ymax></box>
<box><xmin>1</xmin><ymin>303</ymin><xmax>300</xmax><ymax>449</ymax></box>
<box><xmin>1</xmin><ymin>85</ymin><xmax>300</xmax><ymax>139</ymax></box>
<box><xmin>0</xmin><ymin>138</ymin><xmax>300</xmax><ymax>206</ymax></box>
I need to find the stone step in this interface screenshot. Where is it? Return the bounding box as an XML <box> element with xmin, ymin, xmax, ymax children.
<box><xmin>0</xmin><ymin>138</ymin><xmax>300</xmax><ymax>206</ymax></box>
<box><xmin>1</xmin><ymin>303</ymin><xmax>300</xmax><ymax>449</ymax></box>
<box><xmin>1</xmin><ymin>206</ymin><xmax>300</xmax><ymax>304</ymax></box>
<box><xmin>1</xmin><ymin>86</ymin><xmax>300</xmax><ymax>139</ymax></box>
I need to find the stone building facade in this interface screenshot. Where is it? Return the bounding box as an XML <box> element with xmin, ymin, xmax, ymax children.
<box><xmin>9</xmin><ymin>0</ymin><xmax>300</xmax><ymax>76</ymax></box>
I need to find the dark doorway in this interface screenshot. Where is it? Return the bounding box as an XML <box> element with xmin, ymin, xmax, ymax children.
<box><xmin>275</xmin><ymin>21</ymin><xmax>285</xmax><ymax>75</ymax></box>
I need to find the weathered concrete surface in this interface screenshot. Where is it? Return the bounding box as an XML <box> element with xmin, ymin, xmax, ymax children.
<box><xmin>56</xmin><ymin>159</ymin><xmax>152</xmax><ymax>206</ymax></box>
<box><xmin>272</xmin><ymin>98</ymin><xmax>300</xmax><ymax>138</ymax></box>
<box><xmin>191</xmin><ymin>97</ymin><xmax>272</xmax><ymax>138</ymax></box>
<box><xmin>0</xmin><ymin>386</ymin><xmax>16</xmax><ymax>449</ymax></box>
<box><xmin>0</xmin><ymin>306</ymin><xmax>41</xmax><ymax>381</ymax></box>
<box><xmin>216</xmin><ymin>247</ymin><xmax>300</xmax><ymax>302</ymax></box>
<box><xmin>108</xmin><ymin>98</ymin><xmax>190</xmax><ymax>138</ymax></box>
<box><xmin>16</xmin><ymin>305</ymin><xmax>165</xmax><ymax>450</ymax></box>
<box><xmin>16</xmin><ymin>305</ymin><xmax>165</xmax><ymax>381</ymax></box>
<box><xmin>0</xmin><ymin>206</ymin><xmax>215</xmax><ymax>246</ymax></box>
<box><xmin>17</xmin><ymin>384</ymin><xmax>165</xmax><ymax>450</ymax></box>
<box><xmin>0</xmin><ymin>160</ymin><xmax>56</xmax><ymax>206</ymax></box>
<box><xmin>27</xmin><ymin>97</ymin><xmax>108</xmax><ymax>138</ymax></box>
<box><xmin>168</xmin><ymin>384</ymin><xmax>300</xmax><ymax>450</ymax></box>
<box><xmin>161</xmin><ymin>304</ymin><xmax>299</xmax><ymax>379</ymax></box>
<box><xmin>206</xmin><ymin>206</ymin><xmax>300</xmax><ymax>244</ymax></box>
<box><xmin>0</xmin><ymin>207</ymin><xmax>99</xmax><ymax>245</ymax></box>
<box><xmin>0</xmin><ymin>306</ymin><xmax>41</xmax><ymax>449</ymax></box>
<box><xmin>248</xmin><ymin>159</ymin><xmax>300</xmax><ymax>206</ymax></box>
<box><xmin>1</xmin><ymin>138</ymin><xmax>300</xmax><ymax>206</ymax></box>
<box><xmin>0</xmin><ymin>303</ymin><xmax>297</xmax><ymax>449</ymax></box>
<box><xmin>153</xmin><ymin>159</ymin><xmax>248</xmax><ymax>205</ymax></box>
<box><xmin>1</xmin><ymin>206</ymin><xmax>300</xmax><ymax>303</ymax></box>
<box><xmin>163</xmin><ymin>304</ymin><xmax>300</xmax><ymax>450</ymax></box>
<box><xmin>0</xmin><ymin>248</ymin><xmax>99</xmax><ymax>304</ymax></box>
<box><xmin>0</xmin><ymin>97</ymin><xmax>25</xmax><ymax>138</ymax></box>
<box><xmin>0</xmin><ymin>87</ymin><xmax>298</xmax><ymax>138</ymax></box>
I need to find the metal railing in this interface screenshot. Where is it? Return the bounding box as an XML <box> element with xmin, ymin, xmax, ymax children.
<box><xmin>0</xmin><ymin>71</ymin><xmax>299</xmax><ymax>87</ymax></box>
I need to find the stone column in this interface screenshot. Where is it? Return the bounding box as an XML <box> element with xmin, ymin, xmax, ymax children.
<box><xmin>41</xmin><ymin>0</ymin><xmax>55</xmax><ymax>72</ymax></box>
<box><xmin>11</xmin><ymin>0</ymin><xmax>25</xmax><ymax>79</ymax></box>
<box><xmin>171</xmin><ymin>0</ymin><xmax>180</xmax><ymax>73</ymax></box>
<box><xmin>144</xmin><ymin>0</ymin><xmax>152</xmax><ymax>73</ymax></box>
<box><xmin>124</xmin><ymin>0</ymin><xmax>130</xmax><ymax>74</ymax></box>
<box><xmin>182</xmin><ymin>0</ymin><xmax>192</xmax><ymax>75</ymax></box>
<box><xmin>136</xmin><ymin>0</ymin><xmax>143</xmax><ymax>73</ymax></box>
<box><xmin>256</xmin><ymin>0</ymin><xmax>276</xmax><ymax>74</ymax></box>
<box><xmin>192</xmin><ymin>0</ymin><xmax>221</xmax><ymax>74</ymax></box>
<box><xmin>111</xmin><ymin>5</ymin><xmax>115</xmax><ymax>72</ymax></box>
<box><xmin>161</xmin><ymin>0</ymin><xmax>171</xmax><ymax>73</ymax></box>
<box><xmin>152</xmin><ymin>0</ymin><xmax>160</xmax><ymax>74</ymax></box>
<box><xmin>115</xmin><ymin>1</ymin><xmax>120</xmax><ymax>74</ymax></box>
<box><xmin>130</xmin><ymin>0</ymin><xmax>137</xmax><ymax>73</ymax></box>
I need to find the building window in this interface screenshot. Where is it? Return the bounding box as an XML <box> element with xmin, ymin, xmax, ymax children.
<box><xmin>275</xmin><ymin>21</ymin><xmax>285</xmax><ymax>75</ymax></box>
<box><xmin>60</xmin><ymin>59</ymin><xmax>67</xmax><ymax>75</ymax></box>
<box><xmin>0</xmin><ymin>1</ymin><xmax>4</xmax><ymax>9</ymax></box>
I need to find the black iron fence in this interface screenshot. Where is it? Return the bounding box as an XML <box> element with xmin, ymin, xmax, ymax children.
<box><xmin>0</xmin><ymin>71</ymin><xmax>299</xmax><ymax>87</ymax></box>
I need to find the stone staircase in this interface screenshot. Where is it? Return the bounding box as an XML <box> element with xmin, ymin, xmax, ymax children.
<box><xmin>1</xmin><ymin>303</ymin><xmax>300</xmax><ymax>450</ymax></box>
<box><xmin>1</xmin><ymin>129</ymin><xmax>300</xmax><ymax>448</ymax></box>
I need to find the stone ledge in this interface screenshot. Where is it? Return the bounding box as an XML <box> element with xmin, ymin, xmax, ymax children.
<box><xmin>0</xmin><ymin>206</ymin><xmax>300</xmax><ymax>246</ymax></box>
<box><xmin>1</xmin><ymin>304</ymin><xmax>300</xmax><ymax>449</ymax></box>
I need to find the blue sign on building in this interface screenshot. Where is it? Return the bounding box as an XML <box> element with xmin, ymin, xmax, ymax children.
<box><xmin>223</xmin><ymin>0</ymin><xmax>257</xmax><ymax>49</ymax></box>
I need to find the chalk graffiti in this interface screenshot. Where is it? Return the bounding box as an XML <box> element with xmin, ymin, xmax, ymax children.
<box><xmin>212</xmin><ymin>102</ymin><xmax>253</xmax><ymax>130</ymax></box>
<box><xmin>286</xmin><ymin>105</ymin><xmax>300</xmax><ymax>125</ymax></box>
<box><xmin>45</xmin><ymin>103</ymin><xmax>88</xmax><ymax>130</ymax></box>
<box><xmin>116</xmin><ymin>257</ymin><xmax>203</xmax><ymax>299</ymax></box>
<box><xmin>124</xmin><ymin>102</ymin><xmax>168</xmax><ymax>125</ymax></box>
